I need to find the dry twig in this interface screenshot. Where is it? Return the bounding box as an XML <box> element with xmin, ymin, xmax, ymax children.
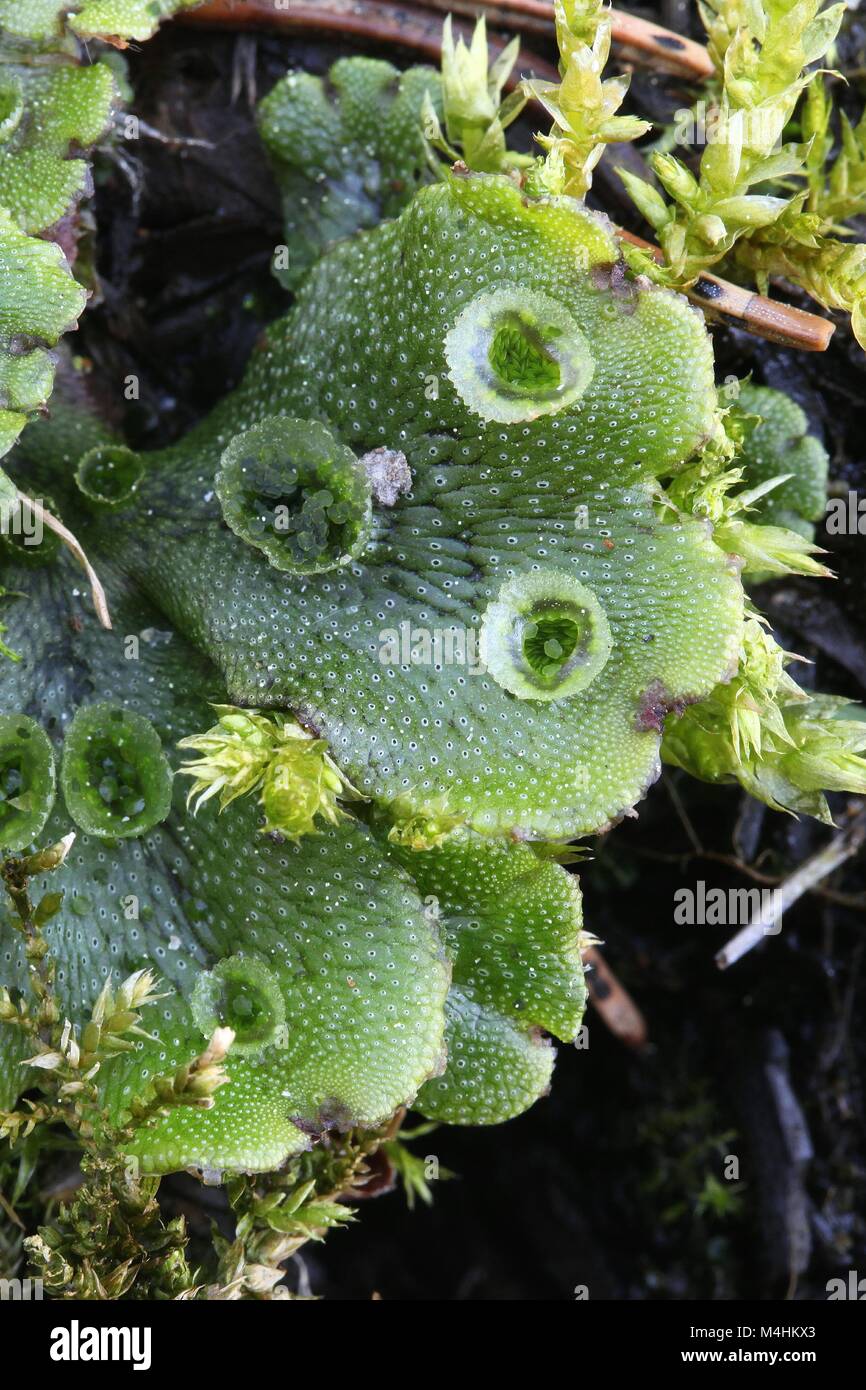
<box><xmin>716</xmin><ymin>807</ymin><xmax>866</xmax><ymax>969</ymax></box>
<box><xmin>583</xmin><ymin>945</ymin><xmax>648</xmax><ymax>1050</ymax></box>
<box><xmin>14</xmin><ymin>492</ymin><xmax>112</xmax><ymax>630</ymax></box>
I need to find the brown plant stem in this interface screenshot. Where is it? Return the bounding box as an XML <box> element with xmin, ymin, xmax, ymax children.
<box><xmin>618</xmin><ymin>230</ymin><xmax>836</xmax><ymax>351</ymax></box>
<box><xmin>181</xmin><ymin>0</ymin><xmax>558</xmax><ymax>74</ymax></box>
<box><xmin>583</xmin><ymin>945</ymin><xmax>648</xmax><ymax>1050</ymax></box>
<box><xmin>14</xmin><ymin>492</ymin><xmax>112</xmax><ymax>629</ymax></box>
<box><xmin>715</xmin><ymin>807</ymin><xmax>866</xmax><ymax>969</ymax></box>
<box><xmin>415</xmin><ymin>0</ymin><xmax>715</xmax><ymax>78</ymax></box>
<box><xmin>184</xmin><ymin>0</ymin><xmax>715</xmax><ymax>80</ymax></box>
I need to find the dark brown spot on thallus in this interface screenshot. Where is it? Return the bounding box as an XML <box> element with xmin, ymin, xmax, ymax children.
<box><xmin>9</xmin><ymin>334</ymin><xmax>43</xmax><ymax>354</ymax></box>
<box><xmin>635</xmin><ymin>680</ymin><xmax>688</xmax><ymax>733</ymax></box>
<box><xmin>591</xmin><ymin>261</ymin><xmax>616</xmax><ymax>292</ymax></box>
<box><xmin>290</xmin><ymin>1097</ymin><xmax>354</xmax><ymax>1137</ymax></box>
<box><xmin>289</xmin><ymin>1115</ymin><xmax>321</xmax><ymax>1138</ymax></box>
<box><xmin>610</xmin><ymin>260</ymin><xmax>629</xmax><ymax>295</ymax></box>
<box><xmin>314</xmin><ymin>1097</ymin><xmax>354</xmax><ymax>1132</ymax></box>
<box><xmin>44</xmin><ymin>208</ymin><xmax>81</xmax><ymax>265</ymax></box>
<box><xmin>293</xmin><ymin>707</ymin><xmax>323</xmax><ymax>739</ymax></box>
<box><xmin>591</xmin><ymin>260</ymin><xmax>638</xmax><ymax>313</ymax></box>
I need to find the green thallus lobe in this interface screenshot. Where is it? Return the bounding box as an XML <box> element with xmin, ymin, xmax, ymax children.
<box><xmin>4</xmin><ymin>16</ymin><xmax>866</xmax><ymax>1179</ymax></box>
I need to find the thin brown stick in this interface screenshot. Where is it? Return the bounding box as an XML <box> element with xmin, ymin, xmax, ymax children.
<box><xmin>15</xmin><ymin>491</ymin><xmax>112</xmax><ymax>630</ymax></box>
<box><xmin>411</xmin><ymin>0</ymin><xmax>564</xmax><ymax>38</ymax></box>
<box><xmin>583</xmin><ymin>945</ymin><xmax>648</xmax><ymax>1050</ymax></box>
<box><xmin>185</xmin><ymin>0</ymin><xmax>714</xmax><ymax>81</ymax></box>
<box><xmin>698</xmin><ymin>851</ymin><xmax>866</xmax><ymax>913</ymax></box>
<box><xmin>416</xmin><ymin>0</ymin><xmax>715</xmax><ymax>79</ymax></box>
<box><xmin>179</xmin><ymin>0</ymin><xmax>715</xmax><ymax>83</ymax></box>
<box><xmin>177</xmin><ymin>0</ymin><xmax>835</xmax><ymax>352</ymax></box>
<box><xmin>181</xmin><ymin>0</ymin><xmax>558</xmax><ymax>77</ymax></box>
<box><xmin>628</xmin><ymin>842</ymin><xmax>866</xmax><ymax>912</ymax></box>
<box><xmin>610</xmin><ymin>8</ymin><xmax>714</xmax><ymax>80</ymax></box>
<box><xmin>715</xmin><ymin>808</ymin><xmax>866</xmax><ymax>969</ymax></box>
<box><xmin>0</xmin><ymin>1189</ymin><xmax>24</xmax><ymax>1231</ymax></box>
<box><xmin>618</xmin><ymin>229</ymin><xmax>835</xmax><ymax>351</ymax></box>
